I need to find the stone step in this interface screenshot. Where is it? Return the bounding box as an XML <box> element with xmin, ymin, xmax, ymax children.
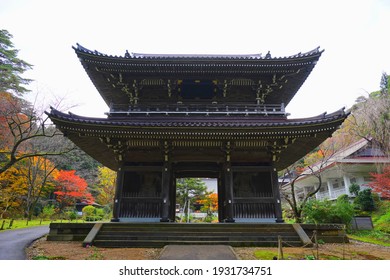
<box><xmin>101</xmin><ymin>223</ymin><xmax>293</xmax><ymax>228</ymax></box>
<box><xmin>97</xmin><ymin>231</ymin><xmax>298</xmax><ymax>238</ymax></box>
<box><xmin>95</xmin><ymin>235</ymin><xmax>300</xmax><ymax>242</ymax></box>
<box><xmin>100</xmin><ymin>225</ymin><xmax>294</xmax><ymax>232</ymax></box>
<box><xmin>92</xmin><ymin>223</ymin><xmax>303</xmax><ymax>247</ymax></box>
<box><xmin>47</xmin><ymin>234</ymin><xmax>87</xmax><ymax>241</ymax></box>
<box><xmin>92</xmin><ymin>239</ymin><xmax>302</xmax><ymax>248</ymax></box>
<box><xmin>46</xmin><ymin>222</ymin><xmax>348</xmax><ymax>246</ymax></box>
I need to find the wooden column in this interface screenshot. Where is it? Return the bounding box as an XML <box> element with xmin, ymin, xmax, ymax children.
<box><xmin>224</xmin><ymin>162</ymin><xmax>235</xmax><ymax>222</ymax></box>
<box><xmin>160</xmin><ymin>161</ymin><xmax>172</xmax><ymax>222</ymax></box>
<box><xmin>111</xmin><ymin>166</ymin><xmax>124</xmax><ymax>222</ymax></box>
<box><xmin>223</xmin><ymin>142</ymin><xmax>235</xmax><ymax>222</ymax></box>
<box><xmin>272</xmin><ymin>167</ymin><xmax>284</xmax><ymax>223</ymax></box>
<box><xmin>160</xmin><ymin>141</ymin><xmax>171</xmax><ymax>222</ymax></box>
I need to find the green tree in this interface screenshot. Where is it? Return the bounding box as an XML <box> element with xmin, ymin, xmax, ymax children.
<box><xmin>380</xmin><ymin>72</ymin><xmax>388</xmax><ymax>95</ymax></box>
<box><xmin>41</xmin><ymin>204</ymin><xmax>56</xmax><ymax>221</ymax></box>
<box><xmin>0</xmin><ymin>29</ymin><xmax>32</xmax><ymax>95</ymax></box>
<box><xmin>176</xmin><ymin>178</ymin><xmax>208</xmax><ymax>211</ymax></box>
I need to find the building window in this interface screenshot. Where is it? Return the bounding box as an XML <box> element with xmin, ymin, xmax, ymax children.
<box><xmin>319</xmin><ymin>183</ymin><xmax>328</xmax><ymax>192</ymax></box>
<box><xmin>363</xmin><ymin>177</ymin><xmax>372</xmax><ymax>183</ymax></box>
<box><xmin>331</xmin><ymin>179</ymin><xmax>343</xmax><ymax>189</ymax></box>
<box><xmin>304</xmin><ymin>186</ymin><xmax>315</xmax><ymax>194</ymax></box>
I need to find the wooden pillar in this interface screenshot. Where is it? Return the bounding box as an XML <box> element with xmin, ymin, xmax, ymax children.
<box><xmin>160</xmin><ymin>161</ymin><xmax>172</xmax><ymax>222</ymax></box>
<box><xmin>224</xmin><ymin>162</ymin><xmax>235</xmax><ymax>222</ymax></box>
<box><xmin>160</xmin><ymin>141</ymin><xmax>171</xmax><ymax>222</ymax></box>
<box><xmin>217</xmin><ymin>171</ymin><xmax>225</xmax><ymax>223</ymax></box>
<box><xmin>272</xmin><ymin>167</ymin><xmax>284</xmax><ymax>223</ymax></box>
<box><xmin>111</xmin><ymin>167</ymin><xmax>124</xmax><ymax>222</ymax></box>
<box><xmin>223</xmin><ymin>142</ymin><xmax>235</xmax><ymax>222</ymax></box>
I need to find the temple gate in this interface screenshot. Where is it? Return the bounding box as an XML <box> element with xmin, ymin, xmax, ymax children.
<box><xmin>48</xmin><ymin>45</ymin><xmax>348</xmax><ymax>223</ymax></box>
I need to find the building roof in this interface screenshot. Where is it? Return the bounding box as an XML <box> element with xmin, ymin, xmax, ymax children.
<box><xmin>47</xmin><ymin>107</ymin><xmax>348</xmax><ymax>171</ymax></box>
<box><xmin>73</xmin><ymin>44</ymin><xmax>323</xmax><ymax>107</ymax></box>
<box><xmin>282</xmin><ymin>138</ymin><xmax>390</xmax><ymax>186</ymax></box>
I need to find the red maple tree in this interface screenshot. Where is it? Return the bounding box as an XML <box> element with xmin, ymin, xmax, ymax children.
<box><xmin>368</xmin><ymin>166</ymin><xmax>390</xmax><ymax>199</ymax></box>
<box><xmin>54</xmin><ymin>170</ymin><xmax>94</xmax><ymax>209</ymax></box>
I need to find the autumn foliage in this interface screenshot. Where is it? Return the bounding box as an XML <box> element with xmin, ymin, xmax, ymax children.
<box><xmin>0</xmin><ymin>92</ymin><xmax>22</xmax><ymax>149</ymax></box>
<box><xmin>368</xmin><ymin>166</ymin><xmax>390</xmax><ymax>199</ymax></box>
<box><xmin>197</xmin><ymin>193</ymin><xmax>218</xmax><ymax>212</ymax></box>
<box><xmin>54</xmin><ymin>170</ymin><xmax>94</xmax><ymax>209</ymax></box>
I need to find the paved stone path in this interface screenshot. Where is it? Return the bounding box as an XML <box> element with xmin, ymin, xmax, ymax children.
<box><xmin>0</xmin><ymin>226</ymin><xmax>49</xmax><ymax>260</ymax></box>
<box><xmin>159</xmin><ymin>245</ymin><xmax>238</xmax><ymax>260</ymax></box>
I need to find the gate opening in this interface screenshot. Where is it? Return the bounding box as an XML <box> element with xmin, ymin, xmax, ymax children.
<box><xmin>175</xmin><ymin>177</ymin><xmax>218</xmax><ymax>223</ymax></box>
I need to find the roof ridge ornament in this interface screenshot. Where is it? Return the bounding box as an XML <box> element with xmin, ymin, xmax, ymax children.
<box><xmin>125</xmin><ymin>50</ymin><xmax>132</xmax><ymax>58</ymax></box>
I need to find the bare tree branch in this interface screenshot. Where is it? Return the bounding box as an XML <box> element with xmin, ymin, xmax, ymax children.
<box><xmin>0</xmin><ymin>93</ymin><xmax>76</xmax><ymax>174</ymax></box>
<box><xmin>280</xmin><ymin>140</ymin><xmax>340</xmax><ymax>222</ymax></box>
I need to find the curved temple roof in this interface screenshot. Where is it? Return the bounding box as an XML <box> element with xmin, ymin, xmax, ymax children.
<box><xmin>75</xmin><ymin>43</ymin><xmax>322</xmax><ymax>60</ymax></box>
<box><xmin>73</xmin><ymin>44</ymin><xmax>324</xmax><ymax>107</ymax></box>
<box><xmin>47</xmin><ymin>107</ymin><xmax>348</xmax><ymax>170</ymax></box>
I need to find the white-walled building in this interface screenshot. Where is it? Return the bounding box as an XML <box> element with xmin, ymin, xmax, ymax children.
<box><xmin>282</xmin><ymin>138</ymin><xmax>389</xmax><ymax>201</ymax></box>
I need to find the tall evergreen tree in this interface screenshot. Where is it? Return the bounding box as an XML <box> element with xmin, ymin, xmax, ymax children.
<box><xmin>0</xmin><ymin>29</ymin><xmax>32</xmax><ymax>95</ymax></box>
<box><xmin>380</xmin><ymin>72</ymin><xmax>388</xmax><ymax>95</ymax></box>
<box><xmin>176</xmin><ymin>178</ymin><xmax>208</xmax><ymax>210</ymax></box>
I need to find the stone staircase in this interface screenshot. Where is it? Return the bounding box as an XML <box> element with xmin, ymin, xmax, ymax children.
<box><xmin>83</xmin><ymin>223</ymin><xmax>311</xmax><ymax>248</ymax></box>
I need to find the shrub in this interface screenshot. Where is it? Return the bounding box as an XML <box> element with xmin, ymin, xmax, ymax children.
<box><xmin>354</xmin><ymin>189</ymin><xmax>376</xmax><ymax>212</ymax></box>
<box><xmin>333</xmin><ymin>199</ymin><xmax>355</xmax><ymax>225</ymax></box>
<box><xmin>303</xmin><ymin>199</ymin><xmax>332</xmax><ymax>224</ymax></box>
<box><xmin>66</xmin><ymin>211</ymin><xmax>77</xmax><ymax>221</ymax></box>
<box><xmin>337</xmin><ymin>194</ymin><xmax>349</xmax><ymax>202</ymax></box>
<box><xmin>82</xmin><ymin>205</ymin><xmax>106</xmax><ymax>221</ymax></box>
<box><xmin>349</xmin><ymin>183</ymin><xmax>361</xmax><ymax>196</ymax></box>
<box><xmin>303</xmin><ymin>199</ymin><xmax>354</xmax><ymax>226</ymax></box>
<box><xmin>95</xmin><ymin>208</ymin><xmax>105</xmax><ymax>220</ymax></box>
<box><xmin>41</xmin><ymin>205</ymin><xmax>56</xmax><ymax>220</ymax></box>
<box><xmin>82</xmin><ymin>205</ymin><xmax>96</xmax><ymax>221</ymax></box>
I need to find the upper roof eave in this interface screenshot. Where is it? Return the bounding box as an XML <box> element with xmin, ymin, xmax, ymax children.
<box><xmin>73</xmin><ymin>43</ymin><xmax>324</xmax><ymax>62</ymax></box>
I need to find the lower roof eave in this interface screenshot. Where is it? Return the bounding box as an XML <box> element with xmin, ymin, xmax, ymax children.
<box><xmin>47</xmin><ymin>108</ymin><xmax>349</xmax><ymax>170</ymax></box>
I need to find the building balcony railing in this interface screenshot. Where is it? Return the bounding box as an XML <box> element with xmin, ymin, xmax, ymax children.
<box><xmin>330</xmin><ymin>188</ymin><xmax>348</xmax><ymax>199</ymax></box>
<box><xmin>316</xmin><ymin>191</ymin><xmax>329</xmax><ymax>200</ymax></box>
<box><xmin>106</xmin><ymin>103</ymin><xmax>287</xmax><ymax>117</ymax></box>
<box><xmin>316</xmin><ymin>189</ymin><xmax>348</xmax><ymax>201</ymax></box>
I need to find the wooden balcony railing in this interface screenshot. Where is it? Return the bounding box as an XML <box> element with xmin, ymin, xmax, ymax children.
<box><xmin>107</xmin><ymin>103</ymin><xmax>287</xmax><ymax>117</ymax></box>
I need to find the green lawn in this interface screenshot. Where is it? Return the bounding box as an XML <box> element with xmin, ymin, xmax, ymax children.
<box><xmin>347</xmin><ymin>200</ymin><xmax>390</xmax><ymax>247</ymax></box>
<box><xmin>0</xmin><ymin>219</ymin><xmax>85</xmax><ymax>231</ymax></box>
<box><xmin>348</xmin><ymin>230</ymin><xmax>390</xmax><ymax>247</ymax></box>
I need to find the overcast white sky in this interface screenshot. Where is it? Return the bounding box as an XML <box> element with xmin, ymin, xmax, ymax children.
<box><xmin>1</xmin><ymin>0</ymin><xmax>389</xmax><ymax>118</ymax></box>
